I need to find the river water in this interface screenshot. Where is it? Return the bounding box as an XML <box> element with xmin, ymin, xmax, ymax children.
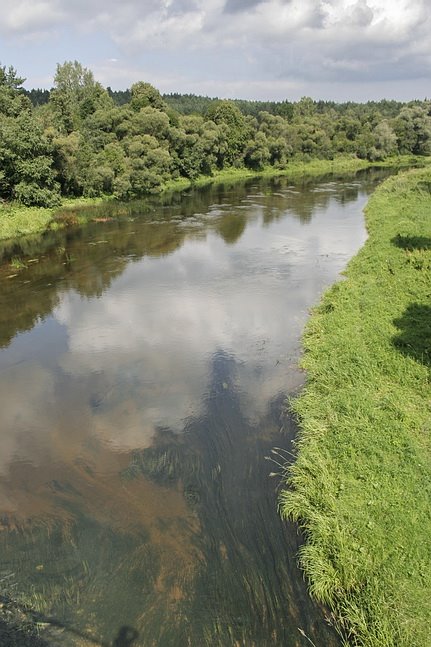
<box><xmin>0</xmin><ymin>169</ymin><xmax>390</xmax><ymax>646</ymax></box>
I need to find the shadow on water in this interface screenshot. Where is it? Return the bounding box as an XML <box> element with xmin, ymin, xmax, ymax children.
<box><xmin>113</xmin><ymin>626</ymin><xmax>139</xmax><ymax>647</ymax></box>
<box><xmin>393</xmin><ymin>304</ymin><xmax>431</xmax><ymax>368</ymax></box>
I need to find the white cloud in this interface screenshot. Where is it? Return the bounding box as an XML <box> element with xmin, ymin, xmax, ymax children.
<box><xmin>1</xmin><ymin>0</ymin><xmax>65</xmax><ymax>33</ymax></box>
<box><xmin>1</xmin><ymin>0</ymin><xmax>430</xmax><ymax>101</ymax></box>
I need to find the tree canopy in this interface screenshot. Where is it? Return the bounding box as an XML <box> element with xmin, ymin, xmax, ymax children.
<box><xmin>1</xmin><ymin>59</ymin><xmax>430</xmax><ymax>208</ymax></box>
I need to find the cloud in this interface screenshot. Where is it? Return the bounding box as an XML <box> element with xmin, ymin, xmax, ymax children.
<box><xmin>4</xmin><ymin>0</ymin><xmax>428</xmax><ymax>48</ymax></box>
<box><xmin>0</xmin><ymin>0</ymin><xmax>65</xmax><ymax>37</ymax></box>
<box><xmin>1</xmin><ymin>0</ymin><xmax>430</xmax><ymax>99</ymax></box>
<box><xmin>224</xmin><ymin>0</ymin><xmax>263</xmax><ymax>14</ymax></box>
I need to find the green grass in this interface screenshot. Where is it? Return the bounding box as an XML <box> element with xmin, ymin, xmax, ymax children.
<box><xmin>0</xmin><ymin>204</ymin><xmax>54</xmax><ymax>240</ymax></box>
<box><xmin>162</xmin><ymin>157</ymin><xmax>370</xmax><ymax>190</ymax></box>
<box><xmin>279</xmin><ymin>167</ymin><xmax>431</xmax><ymax>646</ymax></box>
<box><xmin>0</xmin><ymin>155</ymin><xmax>425</xmax><ymax>242</ymax></box>
<box><xmin>0</xmin><ymin>196</ymin><xmax>108</xmax><ymax>241</ymax></box>
<box><xmin>163</xmin><ymin>155</ymin><xmax>426</xmax><ymax>192</ymax></box>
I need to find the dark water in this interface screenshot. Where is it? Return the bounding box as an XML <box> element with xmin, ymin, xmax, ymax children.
<box><xmin>0</xmin><ymin>170</ymin><xmax>391</xmax><ymax>646</ymax></box>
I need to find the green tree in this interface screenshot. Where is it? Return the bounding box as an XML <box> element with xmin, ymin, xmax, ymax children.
<box><xmin>169</xmin><ymin>115</ymin><xmax>225</xmax><ymax>179</ymax></box>
<box><xmin>130</xmin><ymin>107</ymin><xmax>171</xmax><ymax>139</ymax></box>
<box><xmin>130</xmin><ymin>82</ymin><xmax>167</xmax><ymax>112</ymax></box>
<box><xmin>51</xmin><ymin>131</ymin><xmax>84</xmax><ymax>195</ymax></box>
<box><xmin>121</xmin><ymin>134</ymin><xmax>173</xmax><ymax>196</ymax></box>
<box><xmin>393</xmin><ymin>106</ymin><xmax>431</xmax><ymax>155</ymax></box>
<box><xmin>0</xmin><ymin>112</ymin><xmax>60</xmax><ymax>206</ymax></box>
<box><xmin>368</xmin><ymin>120</ymin><xmax>397</xmax><ymax>160</ymax></box>
<box><xmin>244</xmin><ymin>132</ymin><xmax>270</xmax><ymax>170</ymax></box>
<box><xmin>0</xmin><ymin>63</ymin><xmax>30</xmax><ymax>117</ymax></box>
<box><xmin>206</xmin><ymin>100</ymin><xmax>250</xmax><ymax>167</ymax></box>
<box><xmin>258</xmin><ymin>112</ymin><xmax>294</xmax><ymax>166</ymax></box>
<box><xmin>293</xmin><ymin>97</ymin><xmax>317</xmax><ymax>119</ymax></box>
<box><xmin>50</xmin><ymin>61</ymin><xmax>112</xmax><ymax>133</ymax></box>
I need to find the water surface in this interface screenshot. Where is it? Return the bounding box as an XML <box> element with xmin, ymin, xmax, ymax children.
<box><xmin>0</xmin><ymin>170</ymin><xmax>390</xmax><ymax>646</ymax></box>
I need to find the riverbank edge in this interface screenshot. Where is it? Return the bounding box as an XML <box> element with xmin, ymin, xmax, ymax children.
<box><xmin>0</xmin><ymin>154</ymin><xmax>423</xmax><ymax>242</ymax></box>
<box><xmin>279</xmin><ymin>166</ymin><xmax>431</xmax><ymax>646</ymax></box>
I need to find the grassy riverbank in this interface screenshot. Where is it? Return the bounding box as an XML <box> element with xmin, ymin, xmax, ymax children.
<box><xmin>0</xmin><ymin>155</ymin><xmax>422</xmax><ymax>242</ymax></box>
<box><xmin>280</xmin><ymin>166</ymin><xmax>431</xmax><ymax>646</ymax></box>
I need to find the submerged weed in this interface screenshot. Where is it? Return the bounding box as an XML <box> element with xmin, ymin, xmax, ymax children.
<box><xmin>10</xmin><ymin>257</ymin><xmax>27</xmax><ymax>270</ymax></box>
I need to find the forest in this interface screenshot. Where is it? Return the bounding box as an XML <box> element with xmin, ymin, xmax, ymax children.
<box><xmin>1</xmin><ymin>60</ymin><xmax>431</xmax><ymax>208</ymax></box>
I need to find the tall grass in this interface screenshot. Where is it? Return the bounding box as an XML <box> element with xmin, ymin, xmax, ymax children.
<box><xmin>280</xmin><ymin>166</ymin><xmax>431</xmax><ymax>646</ymax></box>
<box><xmin>0</xmin><ymin>196</ymin><xmax>109</xmax><ymax>241</ymax></box>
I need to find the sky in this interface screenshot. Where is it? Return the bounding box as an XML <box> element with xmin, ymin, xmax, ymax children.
<box><xmin>1</xmin><ymin>0</ymin><xmax>430</xmax><ymax>102</ymax></box>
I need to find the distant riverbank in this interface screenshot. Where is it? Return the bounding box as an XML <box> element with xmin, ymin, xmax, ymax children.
<box><xmin>0</xmin><ymin>155</ymin><xmax>423</xmax><ymax>243</ymax></box>
<box><xmin>280</xmin><ymin>165</ymin><xmax>431</xmax><ymax>646</ymax></box>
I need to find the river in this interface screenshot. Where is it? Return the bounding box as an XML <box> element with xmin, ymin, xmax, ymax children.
<box><xmin>0</xmin><ymin>169</ymin><xmax>391</xmax><ymax>646</ymax></box>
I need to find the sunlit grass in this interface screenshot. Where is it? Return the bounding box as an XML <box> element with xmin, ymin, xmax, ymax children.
<box><xmin>280</xmin><ymin>166</ymin><xmax>431</xmax><ymax>646</ymax></box>
<box><xmin>0</xmin><ymin>204</ymin><xmax>54</xmax><ymax>240</ymax></box>
<box><xmin>0</xmin><ymin>195</ymin><xmax>110</xmax><ymax>242</ymax></box>
<box><xmin>162</xmin><ymin>154</ymin><xmax>427</xmax><ymax>193</ymax></box>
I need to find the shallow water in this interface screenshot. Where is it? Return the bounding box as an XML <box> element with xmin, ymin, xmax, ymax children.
<box><xmin>0</xmin><ymin>169</ymin><xmax>391</xmax><ymax>646</ymax></box>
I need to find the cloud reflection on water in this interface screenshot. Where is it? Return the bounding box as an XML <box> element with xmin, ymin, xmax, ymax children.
<box><xmin>0</xmin><ymin>177</ymin><xmax>373</xmax><ymax>478</ymax></box>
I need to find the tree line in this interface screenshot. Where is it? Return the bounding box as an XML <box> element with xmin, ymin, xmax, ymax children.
<box><xmin>1</xmin><ymin>60</ymin><xmax>430</xmax><ymax>208</ymax></box>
